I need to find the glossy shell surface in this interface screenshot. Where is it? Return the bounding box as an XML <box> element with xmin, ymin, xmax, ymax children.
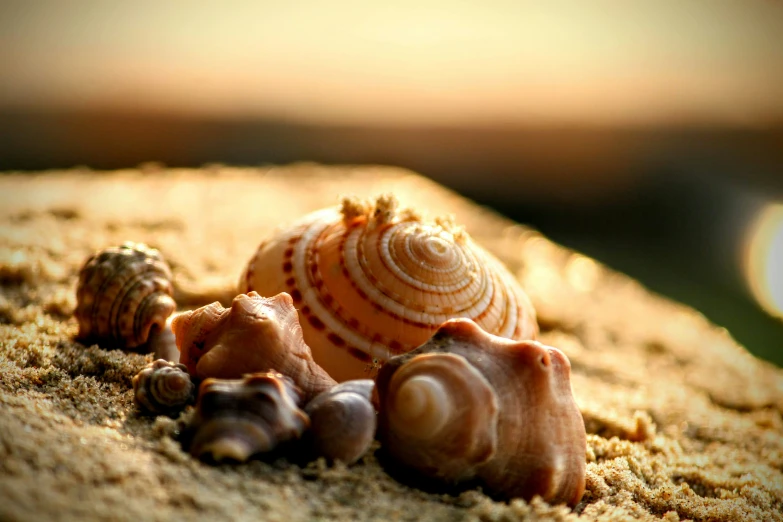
<box><xmin>304</xmin><ymin>379</ymin><xmax>376</xmax><ymax>465</ymax></box>
<box><xmin>241</xmin><ymin>195</ymin><xmax>538</xmax><ymax>381</ymax></box>
<box><xmin>375</xmin><ymin>318</ymin><xmax>586</xmax><ymax>506</ymax></box>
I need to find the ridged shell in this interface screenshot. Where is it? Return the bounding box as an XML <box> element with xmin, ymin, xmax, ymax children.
<box><xmin>375</xmin><ymin>319</ymin><xmax>586</xmax><ymax>506</ymax></box>
<box><xmin>304</xmin><ymin>379</ymin><xmax>376</xmax><ymax>465</ymax></box>
<box><xmin>132</xmin><ymin>359</ymin><xmax>195</xmax><ymax>415</ymax></box>
<box><xmin>240</xmin><ymin>194</ymin><xmax>538</xmax><ymax>382</ymax></box>
<box><xmin>188</xmin><ymin>372</ymin><xmax>309</xmax><ymax>463</ymax></box>
<box><xmin>172</xmin><ymin>292</ymin><xmax>337</xmax><ymax>402</ymax></box>
<box><xmin>75</xmin><ymin>242</ymin><xmax>176</xmax><ymax>350</ymax></box>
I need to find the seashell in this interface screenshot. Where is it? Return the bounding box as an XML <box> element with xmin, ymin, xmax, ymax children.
<box><xmin>172</xmin><ymin>291</ymin><xmax>337</xmax><ymax>402</ymax></box>
<box><xmin>375</xmin><ymin>318</ymin><xmax>586</xmax><ymax>506</ymax></box>
<box><xmin>240</xmin><ymin>194</ymin><xmax>538</xmax><ymax>382</ymax></box>
<box><xmin>188</xmin><ymin>371</ymin><xmax>309</xmax><ymax>463</ymax></box>
<box><xmin>149</xmin><ymin>314</ymin><xmax>181</xmax><ymax>363</ymax></box>
<box><xmin>132</xmin><ymin>359</ymin><xmax>195</xmax><ymax>415</ymax></box>
<box><xmin>74</xmin><ymin>242</ymin><xmax>176</xmax><ymax>351</ymax></box>
<box><xmin>304</xmin><ymin>379</ymin><xmax>376</xmax><ymax>465</ymax></box>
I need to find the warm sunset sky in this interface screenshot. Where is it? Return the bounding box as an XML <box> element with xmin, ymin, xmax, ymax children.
<box><xmin>1</xmin><ymin>0</ymin><xmax>782</xmax><ymax>126</ymax></box>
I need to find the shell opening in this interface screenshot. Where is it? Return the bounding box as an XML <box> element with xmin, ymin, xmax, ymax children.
<box><xmin>189</xmin><ymin>418</ymin><xmax>275</xmax><ymax>463</ymax></box>
<box><xmin>194</xmin><ymin>435</ymin><xmax>269</xmax><ymax>463</ymax></box>
<box><xmin>390</xmin><ymin>375</ymin><xmax>451</xmax><ymax>440</ymax></box>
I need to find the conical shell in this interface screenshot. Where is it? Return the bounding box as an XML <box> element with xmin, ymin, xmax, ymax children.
<box><xmin>132</xmin><ymin>359</ymin><xmax>195</xmax><ymax>415</ymax></box>
<box><xmin>240</xmin><ymin>194</ymin><xmax>538</xmax><ymax>382</ymax></box>
<box><xmin>188</xmin><ymin>372</ymin><xmax>309</xmax><ymax>463</ymax></box>
<box><xmin>376</xmin><ymin>319</ymin><xmax>586</xmax><ymax>506</ymax></box>
<box><xmin>75</xmin><ymin>242</ymin><xmax>176</xmax><ymax>350</ymax></box>
<box><xmin>304</xmin><ymin>379</ymin><xmax>376</xmax><ymax>465</ymax></box>
<box><xmin>172</xmin><ymin>291</ymin><xmax>337</xmax><ymax>402</ymax></box>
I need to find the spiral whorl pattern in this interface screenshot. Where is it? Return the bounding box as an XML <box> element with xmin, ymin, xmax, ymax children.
<box><xmin>132</xmin><ymin>359</ymin><xmax>195</xmax><ymax>415</ymax></box>
<box><xmin>75</xmin><ymin>242</ymin><xmax>176</xmax><ymax>350</ymax></box>
<box><xmin>242</xmin><ymin>195</ymin><xmax>538</xmax><ymax>382</ymax></box>
<box><xmin>378</xmin><ymin>352</ymin><xmax>500</xmax><ymax>481</ymax></box>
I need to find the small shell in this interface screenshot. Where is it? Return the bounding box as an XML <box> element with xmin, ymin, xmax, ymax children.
<box><xmin>240</xmin><ymin>194</ymin><xmax>538</xmax><ymax>382</ymax></box>
<box><xmin>375</xmin><ymin>319</ymin><xmax>586</xmax><ymax>506</ymax></box>
<box><xmin>74</xmin><ymin>242</ymin><xmax>176</xmax><ymax>350</ymax></box>
<box><xmin>172</xmin><ymin>291</ymin><xmax>337</xmax><ymax>402</ymax></box>
<box><xmin>188</xmin><ymin>372</ymin><xmax>309</xmax><ymax>463</ymax></box>
<box><xmin>132</xmin><ymin>359</ymin><xmax>195</xmax><ymax>415</ymax></box>
<box><xmin>304</xmin><ymin>379</ymin><xmax>376</xmax><ymax>465</ymax></box>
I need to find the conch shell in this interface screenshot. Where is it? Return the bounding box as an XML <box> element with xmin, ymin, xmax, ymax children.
<box><xmin>241</xmin><ymin>194</ymin><xmax>538</xmax><ymax>381</ymax></box>
<box><xmin>375</xmin><ymin>319</ymin><xmax>586</xmax><ymax>506</ymax></box>
<box><xmin>172</xmin><ymin>291</ymin><xmax>336</xmax><ymax>401</ymax></box>
<box><xmin>188</xmin><ymin>371</ymin><xmax>309</xmax><ymax>463</ymax></box>
<box><xmin>74</xmin><ymin>242</ymin><xmax>176</xmax><ymax>350</ymax></box>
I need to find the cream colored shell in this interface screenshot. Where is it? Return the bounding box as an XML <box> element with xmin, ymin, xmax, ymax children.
<box><xmin>240</xmin><ymin>195</ymin><xmax>538</xmax><ymax>382</ymax></box>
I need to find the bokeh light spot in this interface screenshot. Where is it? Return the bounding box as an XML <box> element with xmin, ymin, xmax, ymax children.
<box><xmin>745</xmin><ymin>203</ymin><xmax>783</xmax><ymax>319</ymax></box>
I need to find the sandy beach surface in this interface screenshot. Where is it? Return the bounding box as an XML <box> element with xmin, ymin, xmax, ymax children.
<box><xmin>1</xmin><ymin>164</ymin><xmax>782</xmax><ymax>521</ymax></box>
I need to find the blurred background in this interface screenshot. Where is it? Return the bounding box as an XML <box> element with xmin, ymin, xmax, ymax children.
<box><xmin>1</xmin><ymin>1</ymin><xmax>782</xmax><ymax>364</ymax></box>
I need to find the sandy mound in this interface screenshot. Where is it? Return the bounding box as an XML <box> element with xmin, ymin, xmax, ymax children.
<box><xmin>1</xmin><ymin>164</ymin><xmax>781</xmax><ymax>521</ymax></box>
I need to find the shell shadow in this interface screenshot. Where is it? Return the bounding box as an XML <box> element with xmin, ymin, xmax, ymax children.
<box><xmin>374</xmin><ymin>445</ymin><xmax>486</xmax><ymax>498</ymax></box>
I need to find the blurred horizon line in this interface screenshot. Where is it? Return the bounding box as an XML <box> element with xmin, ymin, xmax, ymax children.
<box><xmin>3</xmin><ymin>106</ymin><xmax>782</xmax><ymax>204</ymax></box>
<box><xmin>3</xmin><ymin>105</ymin><xmax>783</xmax><ymax>132</ymax></box>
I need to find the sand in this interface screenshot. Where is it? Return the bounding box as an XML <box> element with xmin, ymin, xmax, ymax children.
<box><xmin>0</xmin><ymin>164</ymin><xmax>782</xmax><ymax>521</ymax></box>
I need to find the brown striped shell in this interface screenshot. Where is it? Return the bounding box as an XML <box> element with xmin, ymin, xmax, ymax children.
<box><xmin>75</xmin><ymin>242</ymin><xmax>176</xmax><ymax>350</ymax></box>
<box><xmin>132</xmin><ymin>359</ymin><xmax>195</xmax><ymax>415</ymax></box>
<box><xmin>375</xmin><ymin>319</ymin><xmax>586</xmax><ymax>506</ymax></box>
<box><xmin>172</xmin><ymin>291</ymin><xmax>337</xmax><ymax>402</ymax></box>
<box><xmin>240</xmin><ymin>194</ymin><xmax>538</xmax><ymax>382</ymax></box>
<box><xmin>188</xmin><ymin>372</ymin><xmax>309</xmax><ymax>463</ymax></box>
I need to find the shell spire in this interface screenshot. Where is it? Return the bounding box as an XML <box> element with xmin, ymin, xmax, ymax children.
<box><xmin>241</xmin><ymin>194</ymin><xmax>538</xmax><ymax>382</ymax></box>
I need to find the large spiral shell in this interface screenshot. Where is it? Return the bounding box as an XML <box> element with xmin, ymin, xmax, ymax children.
<box><xmin>375</xmin><ymin>319</ymin><xmax>586</xmax><ymax>506</ymax></box>
<box><xmin>241</xmin><ymin>194</ymin><xmax>538</xmax><ymax>382</ymax></box>
<box><xmin>75</xmin><ymin>242</ymin><xmax>176</xmax><ymax>350</ymax></box>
